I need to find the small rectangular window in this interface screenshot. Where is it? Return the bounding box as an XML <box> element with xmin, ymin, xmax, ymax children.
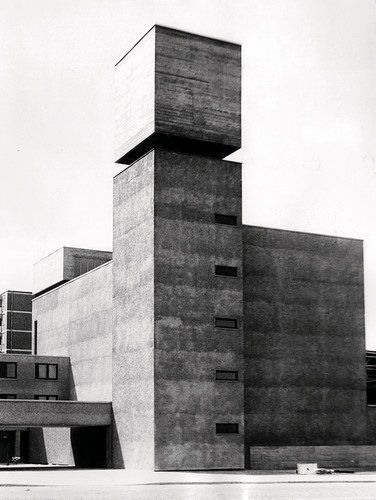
<box><xmin>0</xmin><ymin>394</ymin><xmax>16</xmax><ymax>399</ymax></box>
<box><xmin>215</xmin><ymin>265</ymin><xmax>238</xmax><ymax>277</ymax></box>
<box><xmin>214</xmin><ymin>317</ymin><xmax>238</xmax><ymax>329</ymax></box>
<box><xmin>0</xmin><ymin>362</ymin><xmax>17</xmax><ymax>379</ymax></box>
<box><xmin>215</xmin><ymin>370</ymin><xmax>239</xmax><ymax>381</ymax></box>
<box><xmin>34</xmin><ymin>395</ymin><xmax>58</xmax><ymax>401</ymax></box>
<box><xmin>216</xmin><ymin>423</ymin><xmax>239</xmax><ymax>434</ymax></box>
<box><xmin>214</xmin><ymin>213</ymin><xmax>237</xmax><ymax>226</ymax></box>
<box><xmin>35</xmin><ymin>363</ymin><xmax>58</xmax><ymax>380</ymax></box>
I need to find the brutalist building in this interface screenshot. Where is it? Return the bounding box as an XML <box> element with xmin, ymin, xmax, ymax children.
<box><xmin>0</xmin><ymin>26</ymin><xmax>375</xmax><ymax>470</ymax></box>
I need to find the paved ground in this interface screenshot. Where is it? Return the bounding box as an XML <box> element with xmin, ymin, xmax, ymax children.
<box><xmin>1</xmin><ymin>469</ymin><xmax>376</xmax><ymax>499</ymax></box>
<box><xmin>3</xmin><ymin>482</ymin><xmax>376</xmax><ymax>499</ymax></box>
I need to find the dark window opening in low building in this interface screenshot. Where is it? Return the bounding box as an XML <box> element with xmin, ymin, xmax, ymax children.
<box><xmin>367</xmin><ymin>381</ymin><xmax>376</xmax><ymax>405</ymax></box>
<box><xmin>215</xmin><ymin>370</ymin><xmax>238</xmax><ymax>381</ymax></box>
<box><xmin>214</xmin><ymin>213</ymin><xmax>237</xmax><ymax>226</ymax></box>
<box><xmin>35</xmin><ymin>363</ymin><xmax>58</xmax><ymax>380</ymax></box>
<box><xmin>0</xmin><ymin>394</ymin><xmax>16</xmax><ymax>399</ymax></box>
<box><xmin>0</xmin><ymin>362</ymin><xmax>17</xmax><ymax>379</ymax></box>
<box><xmin>215</xmin><ymin>265</ymin><xmax>238</xmax><ymax>277</ymax></box>
<box><xmin>216</xmin><ymin>423</ymin><xmax>239</xmax><ymax>434</ymax></box>
<box><xmin>34</xmin><ymin>320</ymin><xmax>38</xmax><ymax>355</ymax></box>
<box><xmin>214</xmin><ymin>317</ymin><xmax>238</xmax><ymax>329</ymax></box>
<box><xmin>34</xmin><ymin>395</ymin><xmax>58</xmax><ymax>401</ymax></box>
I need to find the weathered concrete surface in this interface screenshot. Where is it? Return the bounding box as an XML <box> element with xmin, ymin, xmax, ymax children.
<box><xmin>115</xmin><ymin>26</ymin><xmax>241</xmax><ymax>164</ymax></box>
<box><xmin>0</xmin><ymin>353</ymin><xmax>70</xmax><ymax>400</ymax></box>
<box><xmin>250</xmin><ymin>445</ymin><xmax>376</xmax><ymax>470</ymax></box>
<box><xmin>33</xmin><ymin>262</ymin><xmax>112</xmax><ymax>401</ymax></box>
<box><xmin>112</xmin><ymin>151</ymin><xmax>155</xmax><ymax>469</ymax></box>
<box><xmin>0</xmin><ymin>400</ymin><xmax>111</xmax><ymax>426</ymax></box>
<box><xmin>33</xmin><ymin>247</ymin><xmax>112</xmax><ymax>296</ymax></box>
<box><xmin>29</xmin><ymin>428</ymin><xmax>74</xmax><ymax>465</ymax></box>
<box><xmin>154</xmin><ymin>149</ymin><xmax>244</xmax><ymax>470</ymax></box>
<box><xmin>243</xmin><ymin>226</ymin><xmax>366</xmax><ymax>467</ymax></box>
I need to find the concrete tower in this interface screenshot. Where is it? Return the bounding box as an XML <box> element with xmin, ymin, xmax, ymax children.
<box><xmin>112</xmin><ymin>26</ymin><xmax>244</xmax><ymax>470</ymax></box>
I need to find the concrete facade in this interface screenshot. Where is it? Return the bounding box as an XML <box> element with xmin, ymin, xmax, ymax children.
<box><xmin>242</xmin><ymin>226</ymin><xmax>367</xmax><ymax>466</ymax></box>
<box><xmin>1</xmin><ymin>25</ymin><xmax>374</xmax><ymax>470</ymax></box>
<box><xmin>33</xmin><ymin>261</ymin><xmax>112</xmax><ymax>401</ymax></box>
<box><xmin>0</xmin><ymin>353</ymin><xmax>69</xmax><ymax>400</ymax></box>
<box><xmin>33</xmin><ymin>247</ymin><xmax>112</xmax><ymax>297</ymax></box>
<box><xmin>115</xmin><ymin>26</ymin><xmax>241</xmax><ymax>164</ymax></box>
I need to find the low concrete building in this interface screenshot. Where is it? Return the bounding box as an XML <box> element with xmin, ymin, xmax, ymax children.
<box><xmin>1</xmin><ymin>25</ymin><xmax>375</xmax><ymax>469</ymax></box>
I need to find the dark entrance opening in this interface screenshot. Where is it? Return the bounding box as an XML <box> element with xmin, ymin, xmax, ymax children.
<box><xmin>71</xmin><ymin>426</ymin><xmax>108</xmax><ymax>468</ymax></box>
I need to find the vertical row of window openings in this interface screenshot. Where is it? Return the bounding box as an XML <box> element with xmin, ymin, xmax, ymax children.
<box><xmin>215</xmin><ymin>212</ymin><xmax>239</xmax><ymax>433</ymax></box>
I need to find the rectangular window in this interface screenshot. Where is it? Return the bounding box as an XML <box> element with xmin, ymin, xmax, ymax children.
<box><xmin>34</xmin><ymin>395</ymin><xmax>58</xmax><ymax>401</ymax></box>
<box><xmin>215</xmin><ymin>265</ymin><xmax>238</xmax><ymax>277</ymax></box>
<box><xmin>214</xmin><ymin>317</ymin><xmax>238</xmax><ymax>329</ymax></box>
<box><xmin>35</xmin><ymin>363</ymin><xmax>58</xmax><ymax>380</ymax></box>
<box><xmin>0</xmin><ymin>394</ymin><xmax>16</xmax><ymax>399</ymax></box>
<box><xmin>214</xmin><ymin>213</ymin><xmax>237</xmax><ymax>226</ymax></box>
<box><xmin>216</xmin><ymin>423</ymin><xmax>239</xmax><ymax>434</ymax></box>
<box><xmin>215</xmin><ymin>370</ymin><xmax>239</xmax><ymax>381</ymax></box>
<box><xmin>34</xmin><ymin>320</ymin><xmax>38</xmax><ymax>355</ymax></box>
<box><xmin>0</xmin><ymin>362</ymin><xmax>17</xmax><ymax>379</ymax></box>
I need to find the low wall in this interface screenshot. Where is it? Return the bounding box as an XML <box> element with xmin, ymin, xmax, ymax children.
<box><xmin>250</xmin><ymin>445</ymin><xmax>376</xmax><ymax>470</ymax></box>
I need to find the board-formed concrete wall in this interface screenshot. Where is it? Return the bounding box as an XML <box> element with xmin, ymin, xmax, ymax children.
<box><xmin>243</xmin><ymin>226</ymin><xmax>367</xmax><ymax>466</ymax></box>
<box><xmin>33</xmin><ymin>261</ymin><xmax>113</xmax><ymax>401</ymax></box>
<box><xmin>115</xmin><ymin>26</ymin><xmax>241</xmax><ymax>164</ymax></box>
<box><xmin>154</xmin><ymin>149</ymin><xmax>244</xmax><ymax>470</ymax></box>
<box><xmin>112</xmin><ymin>151</ymin><xmax>155</xmax><ymax>469</ymax></box>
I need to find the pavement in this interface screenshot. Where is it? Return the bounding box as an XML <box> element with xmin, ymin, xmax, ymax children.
<box><xmin>1</xmin><ymin>467</ymin><xmax>376</xmax><ymax>486</ymax></box>
<box><xmin>1</xmin><ymin>469</ymin><xmax>376</xmax><ymax>499</ymax></box>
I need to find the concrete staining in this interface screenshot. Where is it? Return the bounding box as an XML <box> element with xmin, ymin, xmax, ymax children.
<box><xmin>243</xmin><ymin>226</ymin><xmax>366</xmax><ymax>466</ymax></box>
<box><xmin>6</xmin><ymin>25</ymin><xmax>374</xmax><ymax>471</ymax></box>
<box><xmin>154</xmin><ymin>149</ymin><xmax>244</xmax><ymax>469</ymax></box>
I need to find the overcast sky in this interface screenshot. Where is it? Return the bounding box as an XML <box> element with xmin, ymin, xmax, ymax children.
<box><xmin>1</xmin><ymin>0</ymin><xmax>376</xmax><ymax>346</ymax></box>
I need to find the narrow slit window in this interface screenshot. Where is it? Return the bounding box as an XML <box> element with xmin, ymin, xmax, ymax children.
<box><xmin>34</xmin><ymin>395</ymin><xmax>58</xmax><ymax>401</ymax></box>
<box><xmin>215</xmin><ymin>265</ymin><xmax>238</xmax><ymax>277</ymax></box>
<box><xmin>214</xmin><ymin>317</ymin><xmax>238</xmax><ymax>329</ymax></box>
<box><xmin>0</xmin><ymin>394</ymin><xmax>16</xmax><ymax>399</ymax></box>
<box><xmin>214</xmin><ymin>213</ymin><xmax>237</xmax><ymax>226</ymax></box>
<box><xmin>215</xmin><ymin>370</ymin><xmax>238</xmax><ymax>381</ymax></box>
<box><xmin>216</xmin><ymin>423</ymin><xmax>239</xmax><ymax>434</ymax></box>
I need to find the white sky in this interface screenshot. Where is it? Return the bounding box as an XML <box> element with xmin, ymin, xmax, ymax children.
<box><xmin>1</xmin><ymin>0</ymin><xmax>376</xmax><ymax>347</ymax></box>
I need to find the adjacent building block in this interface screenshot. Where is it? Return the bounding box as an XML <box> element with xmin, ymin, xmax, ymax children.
<box><xmin>33</xmin><ymin>247</ymin><xmax>112</xmax><ymax>296</ymax></box>
<box><xmin>115</xmin><ymin>26</ymin><xmax>241</xmax><ymax>164</ymax></box>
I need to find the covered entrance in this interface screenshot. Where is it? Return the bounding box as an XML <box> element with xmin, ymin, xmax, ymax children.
<box><xmin>0</xmin><ymin>400</ymin><xmax>112</xmax><ymax>468</ymax></box>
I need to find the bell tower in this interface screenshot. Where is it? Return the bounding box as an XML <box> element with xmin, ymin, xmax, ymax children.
<box><xmin>112</xmin><ymin>26</ymin><xmax>244</xmax><ymax>470</ymax></box>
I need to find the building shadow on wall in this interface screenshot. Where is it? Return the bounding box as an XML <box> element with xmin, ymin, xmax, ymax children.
<box><xmin>28</xmin><ymin>428</ymin><xmax>47</xmax><ymax>464</ymax></box>
<box><xmin>111</xmin><ymin>409</ymin><xmax>124</xmax><ymax>468</ymax></box>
